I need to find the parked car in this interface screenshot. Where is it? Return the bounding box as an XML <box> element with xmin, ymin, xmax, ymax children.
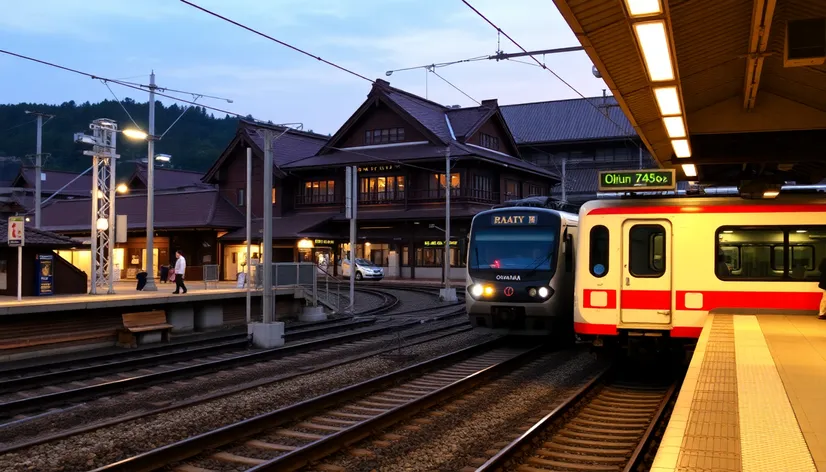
<box><xmin>340</xmin><ymin>258</ymin><xmax>384</xmax><ymax>281</ymax></box>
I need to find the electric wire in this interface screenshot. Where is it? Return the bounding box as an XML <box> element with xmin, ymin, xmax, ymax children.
<box><xmin>101</xmin><ymin>80</ymin><xmax>143</xmax><ymax>130</ymax></box>
<box><xmin>459</xmin><ymin>0</ymin><xmax>640</xmax><ymax>140</ymax></box>
<box><xmin>178</xmin><ymin>0</ymin><xmax>374</xmax><ymax>84</ymax></box>
<box><xmin>0</xmin><ymin>49</ymin><xmax>275</xmax><ymax>122</ymax></box>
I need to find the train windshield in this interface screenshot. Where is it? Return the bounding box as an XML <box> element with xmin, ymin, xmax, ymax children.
<box><xmin>469</xmin><ymin>227</ymin><xmax>557</xmax><ymax>272</ymax></box>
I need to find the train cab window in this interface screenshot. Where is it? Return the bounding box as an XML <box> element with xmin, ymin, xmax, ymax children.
<box><xmin>629</xmin><ymin>225</ymin><xmax>666</xmax><ymax>277</ymax></box>
<box><xmin>589</xmin><ymin>225</ymin><xmax>609</xmax><ymax>277</ymax></box>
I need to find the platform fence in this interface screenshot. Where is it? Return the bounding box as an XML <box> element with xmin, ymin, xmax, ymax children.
<box><xmin>253</xmin><ymin>262</ymin><xmax>319</xmax><ymax>307</ymax></box>
<box><xmin>202</xmin><ymin>264</ymin><xmax>220</xmax><ymax>289</ymax></box>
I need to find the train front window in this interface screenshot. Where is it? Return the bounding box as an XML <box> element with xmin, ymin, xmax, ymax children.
<box><xmin>469</xmin><ymin>228</ymin><xmax>557</xmax><ymax>272</ymax></box>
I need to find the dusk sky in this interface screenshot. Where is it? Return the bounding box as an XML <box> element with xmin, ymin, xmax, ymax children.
<box><xmin>1</xmin><ymin>0</ymin><xmax>609</xmax><ymax>135</ymax></box>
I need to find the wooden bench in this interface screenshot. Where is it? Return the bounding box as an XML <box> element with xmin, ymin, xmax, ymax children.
<box><xmin>117</xmin><ymin>310</ymin><xmax>173</xmax><ymax>347</ymax></box>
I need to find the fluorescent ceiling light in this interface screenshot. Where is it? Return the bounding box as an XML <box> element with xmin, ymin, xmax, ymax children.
<box><xmin>624</xmin><ymin>0</ymin><xmax>662</xmax><ymax>17</ymax></box>
<box><xmin>653</xmin><ymin>87</ymin><xmax>681</xmax><ymax>116</ymax></box>
<box><xmin>671</xmin><ymin>139</ymin><xmax>691</xmax><ymax>158</ymax></box>
<box><xmin>681</xmin><ymin>163</ymin><xmax>697</xmax><ymax>177</ymax></box>
<box><xmin>634</xmin><ymin>21</ymin><xmax>675</xmax><ymax>82</ymax></box>
<box><xmin>663</xmin><ymin>116</ymin><xmax>686</xmax><ymax>138</ymax></box>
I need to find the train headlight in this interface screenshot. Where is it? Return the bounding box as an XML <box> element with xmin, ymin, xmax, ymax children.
<box><xmin>483</xmin><ymin>285</ymin><xmax>495</xmax><ymax>297</ymax></box>
<box><xmin>470</xmin><ymin>284</ymin><xmax>484</xmax><ymax>298</ymax></box>
<box><xmin>538</xmin><ymin>286</ymin><xmax>550</xmax><ymax>298</ymax></box>
<box><xmin>528</xmin><ymin>288</ymin><xmax>538</xmax><ymax>297</ymax></box>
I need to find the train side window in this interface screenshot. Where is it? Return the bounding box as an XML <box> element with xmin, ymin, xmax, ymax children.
<box><xmin>589</xmin><ymin>225</ymin><xmax>609</xmax><ymax>277</ymax></box>
<box><xmin>629</xmin><ymin>224</ymin><xmax>665</xmax><ymax>278</ymax></box>
<box><xmin>716</xmin><ymin>228</ymin><xmax>784</xmax><ymax>280</ymax></box>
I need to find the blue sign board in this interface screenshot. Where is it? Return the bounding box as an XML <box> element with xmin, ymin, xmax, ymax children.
<box><xmin>36</xmin><ymin>254</ymin><xmax>54</xmax><ymax>296</ymax></box>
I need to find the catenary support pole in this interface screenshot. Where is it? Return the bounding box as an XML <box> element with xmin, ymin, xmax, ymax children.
<box><xmin>143</xmin><ymin>71</ymin><xmax>159</xmax><ymax>291</ymax></box>
<box><xmin>349</xmin><ymin>166</ymin><xmax>357</xmax><ymax>312</ymax></box>
<box><xmin>107</xmin><ymin>130</ymin><xmax>117</xmax><ymax>294</ymax></box>
<box><xmin>262</xmin><ymin>130</ymin><xmax>274</xmax><ymax>323</ymax></box>
<box><xmin>90</xmin><ymin>156</ymin><xmax>99</xmax><ymax>294</ymax></box>
<box><xmin>444</xmin><ymin>146</ymin><xmax>451</xmax><ymax>292</ymax></box>
<box><xmin>246</xmin><ymin>146</ymin><xmax>252</xmax><ymax>324</ymax></box>
<box><xmin>34</xmin><ymin>114</ymin><xmax>43</xmax><ymax>229</ymax></box>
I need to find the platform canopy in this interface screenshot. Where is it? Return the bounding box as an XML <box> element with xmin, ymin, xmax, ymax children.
<box><xmin>553</xmin><ymin>0</ymin><xmax>826</xmax><ymax>185</ymax></box>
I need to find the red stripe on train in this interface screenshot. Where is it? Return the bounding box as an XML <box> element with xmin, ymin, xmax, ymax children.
<box><xmin>587</xmin><ymin>203</ymin><xmax>826</xmax><ymax>216</ymax></box>
<box><xmin>582</xmin><ymin>289</ymin><xmax>821</xmax><ymax>311</ymax></box>
<box><xmin>676</xmin><ymin>290</ymin><xmax>821</xmax><ymax>311</ymax></box>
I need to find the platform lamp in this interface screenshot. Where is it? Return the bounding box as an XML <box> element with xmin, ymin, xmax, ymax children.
<box><xmin>122</xmin><ymin>128</ymin><xmax>170</xmax><ymax>292</ymax></box>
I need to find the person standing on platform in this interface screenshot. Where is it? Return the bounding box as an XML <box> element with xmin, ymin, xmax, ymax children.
<box><xmin>818</xmin><ymin>258</ymin><xmax>826</xmax><ymax>319</ymax></box>
<box><xmin>173</xmin><ymin>250</ymin><xmax>188</xmax><ymax>294</ymax></box>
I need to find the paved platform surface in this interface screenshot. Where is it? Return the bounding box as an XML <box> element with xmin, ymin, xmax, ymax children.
<box><xmin>652</xmin><ymin>313</ymin><xmax>822</xmax><ymax>472</ymax></box>
<box><xmin>0</xmin><ymin>281</ymin><xmax>293</xmax><ymax>315</ymax></box>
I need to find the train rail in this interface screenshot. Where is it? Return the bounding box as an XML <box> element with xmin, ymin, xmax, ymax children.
<box><xmin>90</xmin><ymin>338</ymin><xmax>538</xmax><ymax>472</ymax></box>
<box><xmin>475</xmin><ymin>367</ymin><xmax>677</xmax><ymax>472</ymax></box>
<box><xmin>0</xmin><ymin>308</ymin><xmax>470</xmax><ymax>454</ymax></box>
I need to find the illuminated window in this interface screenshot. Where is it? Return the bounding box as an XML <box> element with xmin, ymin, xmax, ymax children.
<box><xmin>431</xmin><ymin>173</ymin><xmax>460</xmax><ymax>198</ymax></box>
<box><xmin>359</xmin><ymin>175</ymin><xmax>405</xmax><ymax>202</ymax></box>
<box><xmin>271</xmin><ymin>188</ymin><xmax>276</xmax><ymax>204</ymax></box>
<box><xmin>302</xmin><ymin>180</ymin><xmax>336</xmax><ymax>204</ymax></box>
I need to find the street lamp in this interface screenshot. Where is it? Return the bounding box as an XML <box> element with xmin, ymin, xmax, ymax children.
<box><xmin>122</xmin><ymin>128</ymin><xmax>163</xmax><ymax>292</ymax></box>
<box><xmin>116</xmin><ymin>183</ymin><xmax>129</xmax><ymax>194</ymax></box>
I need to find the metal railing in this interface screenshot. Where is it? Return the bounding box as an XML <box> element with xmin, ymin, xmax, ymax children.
<box><xmin>202</xmin><ymin>264</ymin><xmax>220</xmax><ymax>289</ymax></box>
<box><xmin>315</xmin><ymin>265</ymin><xmax>343</xmax><ymax>312</ymax></box>
<box><xmin>253</xmin><ymin>262</ymin><xmax>319</xmax><ymax>307</ymax></box>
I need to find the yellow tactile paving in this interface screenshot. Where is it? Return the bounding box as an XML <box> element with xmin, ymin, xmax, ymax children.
<box><xmin>733</xmin><ymin>315</ymin><xmax>816</xmax><ymax>472</ymax></box>
<box><xmin>650</xmin><ymin>314</ymin><xmax>714</xmax><ymax>472</ymax></box>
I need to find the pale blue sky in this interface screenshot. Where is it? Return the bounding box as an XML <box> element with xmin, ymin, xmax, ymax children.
<box><xmin>1</xmin><ymin>0</ymin><xmax>609</xmax><ymax>135</ymax></box>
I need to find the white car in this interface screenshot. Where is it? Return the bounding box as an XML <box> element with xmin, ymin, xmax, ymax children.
<box><xmin>341</xmin><ymin>258</ymin><xmax>384</xmax><ymax>281</ymax></box>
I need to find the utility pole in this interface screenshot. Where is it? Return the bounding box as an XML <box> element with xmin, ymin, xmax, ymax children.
<box><xmin>262</xmin><ymin>129</ymin><xmax>274</xmax><ymax>324</ymax></box>
<box><xmin>246</xmin><ymin>147</ymin><xmax>252</xmax><ymax>324</ymax></box>
<box><xmin>346</xmin><ymin>166</ymin><xmax>357</xmax><ymax>312</ymax></box>
<box><xmin>24</xmin><ymin>111</ymin><xmax>55</xmax><ymax>229</ymax></box>
<box><xmin>143</xmin><ymin>71</ymin><xmax>159</xmax><ymax>291</ymax></box>
<box><xmin>441</xmin><ymin>146</ymin><xmax>457</xmax><ymax>302</ymax></box>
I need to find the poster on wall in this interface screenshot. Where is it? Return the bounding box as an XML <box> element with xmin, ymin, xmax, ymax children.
<box><xmin>36</xmin><ymin>254</ymin><xmax>54</xmax><ymax>296</ymax></box>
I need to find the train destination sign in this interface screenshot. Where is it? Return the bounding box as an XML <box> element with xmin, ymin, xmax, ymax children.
<box><xmin>598</xmin><ymin>169</ymin><xmax>676</xmax><ymax>192</ymax></box>
<box><xmin>491</xmin><ymin>215</ymin><xmax>538</xmax><ymax>225</ymax></box>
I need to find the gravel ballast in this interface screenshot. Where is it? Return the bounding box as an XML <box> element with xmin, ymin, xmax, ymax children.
<box><xmin>0</xmin><ymin>329</ymin><xmax>494</xmax><ymax>472</ymax></box>
<box><xmin>308</xmin><ymin>347</ymin><xmax>604</xmax><ymax>472</ymax></box>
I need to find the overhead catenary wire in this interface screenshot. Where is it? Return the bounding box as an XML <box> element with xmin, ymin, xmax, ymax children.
<box><xmin>0</xmin><ymin>49</ymin><xmax>282</xmax><ymax>123</ymax></box>
<box><xmin>178</xmin><ymin>0</ymin><xmax>374</xmax><ymax>84</ymax></box>
<box><xmin>459</xmin><ymin>0</ymin><xmax>641</xmax><ymax>141</ymax></box>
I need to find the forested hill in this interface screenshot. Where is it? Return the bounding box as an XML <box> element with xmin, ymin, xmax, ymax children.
<box><xmin>0</xmin><ymin>99</ymin><xmax>241</xmax><ymax>178</ymax></box>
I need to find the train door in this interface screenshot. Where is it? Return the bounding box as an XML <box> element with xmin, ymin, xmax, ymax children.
<box><xmin>620</xmin><ymin>219</ymin><xmax>672</xmax><ymax>326</ymax></box>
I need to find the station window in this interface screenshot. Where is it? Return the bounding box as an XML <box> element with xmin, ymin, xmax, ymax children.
<box><xmin>716</xmin><ymin>226</ymin><xmax>825</xmax><ymax>281</ymax></box>
<box><xmin>628</xmin><ymin>224</ymin><xmax>666</xmax><ymax>277</ymax></box>
<box><xmin>589</xmin><ymin>225</ymin><xmax>609</xmax><ymax>277</ymax></box>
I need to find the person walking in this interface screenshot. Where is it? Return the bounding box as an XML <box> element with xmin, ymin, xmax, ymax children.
<box><xmin>173</xmin><ymin>250</ymin><xmax>187</xmax><ymax>294</ymax></box>
<box><xmin>818</xmin><ymin>257</ymin><xmax>826</xmax><ymax>319</ymax></box>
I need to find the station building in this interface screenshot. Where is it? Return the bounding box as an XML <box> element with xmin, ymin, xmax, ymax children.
<box><xmin>212</xmin><ymin>79</ymin><xmax>559</xmax><ymax>281</ymax></box>
<box><xmin>36</xmin><ymin>82</ymin><xmax>696</xmax><ymax>283</ymax></box>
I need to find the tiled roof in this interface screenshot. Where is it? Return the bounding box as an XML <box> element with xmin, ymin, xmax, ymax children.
<box><xmin>380</xmin><ymin>84</ymin><xmax>453</xmax><ymax>143</ymax></box>
<box><xmin>240</xmin><ymin>121</ymin><xmax>328</xmax><ymax>168</ymax></box>
<box><xmin>283</xmin><ymin>142</ymin><xmax>558</xmax><ymax>180</ymax></box>
<box><xmin>131</xmin><ymin>163</ymin><xmax>210</xmax><ymax>191</ymax></box>
<box><xmin>41</xmin><ymin>189</ymin><xmax>244</xmax><ymax>233</ymax></box>
<box><xmin>15</xmin><ymin>167</ymin><xmax>93</xmax><ymax>196</ymax></box>
<box><xmin>0</xmin><ymin>221</ymin><xmax>81</xmax><ymax>248</ymax></box>
<box><xmin>446</xmin><ymin>106</ymin><xmax>492</xmax><ymax>140</ymax></box>
<box><xmin>501</xmin><ymin>96</ymin><xmax>637</xmax><ymax>144</ymax></box>
<box><xmin>221</xmin><ymin>212</ymin><xmax>337</xmax><ymax>241</ymax></box>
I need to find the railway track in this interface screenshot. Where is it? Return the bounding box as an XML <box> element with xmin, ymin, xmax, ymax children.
<box><xmin>474</xmin><ymin>368</ymin><xmax>677</xmax><ymax>472</ymax></box>
<box><xmin>0</xmin><ymin>309</ymin><xmax>471</xmax><ymax>453</ymax></box>
<box><xmin>90</xmin><ymin>338</ymin><xmax>539</xmax><ymax>472</ymax></box>
<box><xmin>0</xmin><ymin>285</ymin><xmax>450</xmax><ymax>423</ymax></box>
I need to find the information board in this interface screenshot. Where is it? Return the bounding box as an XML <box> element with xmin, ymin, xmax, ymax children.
<box><xmin>598</xmin><ymin>169</ymin><xmax>676</xmax><ymax>192</ymax></box>
<box><xmin>7</xmin><ymin>216</ymin><xmax>24</xmax><ymax>247</ymax></box>
<box><xmin>36</xmin><ymin>254</ymin><xmax>54</xmax><ymax>296</ymax></box>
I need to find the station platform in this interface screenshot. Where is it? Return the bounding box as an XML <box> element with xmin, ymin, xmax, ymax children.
<box><xmin>652</xmin><ymin>313</ymin><xmax>826</xmax><ymax>472</ymax></box>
